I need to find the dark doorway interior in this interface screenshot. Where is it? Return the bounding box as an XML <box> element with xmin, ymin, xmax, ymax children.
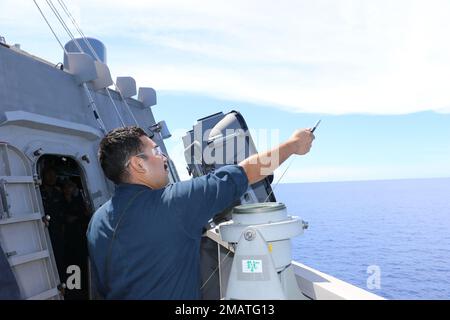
<box><xmin>37</xmin><ymin>155</ymin><xmax>92</xmax><ymax>300</ymax></box>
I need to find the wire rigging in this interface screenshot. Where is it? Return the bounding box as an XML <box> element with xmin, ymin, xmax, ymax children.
<box><xmin>56</xmin><ymin>0</ymin><xmax>139</xmax><ymax>126</ymax></box>
<box><xmin>32</xmin><ymin>0</ymin><xmax>66</xmax><ymax>53</ymax></box>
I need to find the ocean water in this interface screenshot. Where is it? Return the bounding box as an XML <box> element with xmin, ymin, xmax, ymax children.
<box><xmin>275</xmin><ymin>178</ymin><xmax>450</xmax><ymax>300</ymax></box>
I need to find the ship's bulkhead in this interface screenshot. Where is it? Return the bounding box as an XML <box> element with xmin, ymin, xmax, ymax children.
<box><xmin>0</xmin><ymin>117</ymin><xmax>113</xmax><ymax>300</ymax></box>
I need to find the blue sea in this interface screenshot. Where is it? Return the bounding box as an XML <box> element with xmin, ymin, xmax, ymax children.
<box><xmin>275</xmin><ymin>178</ymin><xmax>450</xmax><ymax>300</ymax></box>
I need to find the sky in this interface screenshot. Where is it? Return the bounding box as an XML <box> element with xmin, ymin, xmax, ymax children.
<box><xmin>1</xmin><ymin>0</ymin><xmax>449</xmax><ymax>182</ymax></box>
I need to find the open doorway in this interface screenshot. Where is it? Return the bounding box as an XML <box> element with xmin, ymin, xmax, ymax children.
<box><xmin>37</xmin><ymin>155</ymin><xmax>92</xmax><ymax>300</ymax></box>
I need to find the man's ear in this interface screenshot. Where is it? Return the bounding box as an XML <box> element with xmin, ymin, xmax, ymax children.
<box><xmin>129</xmin><ymin>157</ymin><xmax>146</xmax><ymax>173</ymax></box>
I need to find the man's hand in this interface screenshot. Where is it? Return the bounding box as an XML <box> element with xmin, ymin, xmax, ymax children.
<box><xmin>239</xmin><ymin>127</ymin><xmax>316</xmax><ymax>185</ymax></box>
<box><xmin>288</xmin><ymin>128</ymin><xmax>315</xmax><ymax>155</ymax></box>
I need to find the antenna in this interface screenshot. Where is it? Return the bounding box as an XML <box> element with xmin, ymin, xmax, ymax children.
<box><xmin>264</xmin><ymin>121</ymin><xmax>320</xmax><ymax>202</ymax></box>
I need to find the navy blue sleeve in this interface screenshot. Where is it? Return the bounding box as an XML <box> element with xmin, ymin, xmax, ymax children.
<box><xmin>162</xmin><ymin>165</ymin><xmax>249</xmax><ymax>238</ymax></box>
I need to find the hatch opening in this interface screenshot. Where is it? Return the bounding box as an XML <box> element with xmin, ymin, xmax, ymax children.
<box><xmin>37</xmin><ymin>155</ymin><xmax>92</xmax><ymax>300</ymax></box>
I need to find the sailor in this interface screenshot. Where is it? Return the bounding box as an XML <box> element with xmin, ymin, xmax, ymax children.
<box><xmin>87</xmin><ymin>126</ymin><xmax>314</xmax><ymax>299</ymax></box>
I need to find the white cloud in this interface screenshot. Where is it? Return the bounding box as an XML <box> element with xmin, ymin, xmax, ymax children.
<box><xmin>2</xmin><ymin>0</ymin><xmax>450</xmax><ymax>114</ymax></box>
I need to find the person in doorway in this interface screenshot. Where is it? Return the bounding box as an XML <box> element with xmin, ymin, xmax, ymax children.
<box><xmin>87</xmin><ymin>126</ymin><xmax>314</xmax><ymax>299</ymax></box>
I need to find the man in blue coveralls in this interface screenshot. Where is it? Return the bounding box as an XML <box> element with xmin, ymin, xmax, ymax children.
<box><xmin>87</xmin><ymin>126</ymin><xmax>314</xmax><ymax>299</ymax></box>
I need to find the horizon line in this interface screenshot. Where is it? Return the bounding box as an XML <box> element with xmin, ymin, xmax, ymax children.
<box><xmin>278</xmin><ymin>176</ymin><xmax>450</xmax><ymax>185</ymax></box>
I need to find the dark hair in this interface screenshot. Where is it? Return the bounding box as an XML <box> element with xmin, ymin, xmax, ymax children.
<box><xmin>98</xmin><ymin>126</ymin><xmax>148</xmax><ymax>184</ymax></box>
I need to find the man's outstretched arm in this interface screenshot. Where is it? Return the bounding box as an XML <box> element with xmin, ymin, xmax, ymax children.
<box><xmin>239</xmin><ymin>128</ymin><xmax>315</xmax><ymax>185</ymax></box>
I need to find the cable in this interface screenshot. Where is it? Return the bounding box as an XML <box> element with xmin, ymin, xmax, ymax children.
<box><xmin>264</xmin><ymin>157</ymin><xmax>295</xmax><ymax>202</ymax></box>
<box><xmin>57</xmin><ymin>0</ymin><xmax>100</xmax><ymax>61</ymax></box>
<box><xmin>57</xmin><ymin>0</ymin><xmax>138</xmax><ymax>126</ymax></box>
<box><xmin>45</xmin><ymin>0</ymin><xmax>82</xmax><ymax>52</ymax></box>
<box><xmin>33</xmin><ymin>0</ymin><xmax>66</xmax><ymax>53</ymax></box>
<box><xmin>45</xmin><ymin>0</ymin><xmax>127</xmax><ymax>128</ymax></box>
<box><xmin>35</xmin><ymin>0</ymin><xmax>138</xmax><ymax>130</ymax></box>
<box><xmin>105</xmin><ymin>89</ymin><xmax>126</xmax><ymax>127</ymax></box>
<box><xmin>82</xmin><ymin>83</ymin><xmax>107</xmax><ymax>134</ymax></box>
<box><xmin>40</xmin><ymin>0</ymin><xmax>108</xmax><ymax>133</ymax></box>
<box><xmin>200</xmin><ymin>249</ymin><xmax>232</xmax><ymax>290</ymax></box>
